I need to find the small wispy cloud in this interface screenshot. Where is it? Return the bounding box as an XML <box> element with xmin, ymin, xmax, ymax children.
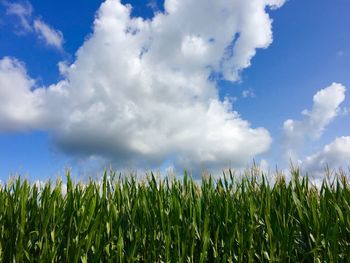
<box><xmin>34</xmin><ymin>19</ymin><xmax>64</xmax><ymax>50</ymax></box>
<box><xmin>2</xmin><ymin>0</ymin><xmax>64</xmax><ymax>50</ymax></box>
<box><xmin>147</xmin><ymin>0</ymin><xmax>159</xmax><ymax>12</ymax></box>
<box><xmin>341</xmin><ymin>107</ymin><xmax>349</xmax><ymax>116</ymax></box>
<box><xmin>242</xmin><ymin>89</ymin><xmax>256</xmax><ymax>98</ymax></box>
<box><xmin>4</xmin><ymin>0</ymin><xmax>32</xmax><ymax>33</ymax></box>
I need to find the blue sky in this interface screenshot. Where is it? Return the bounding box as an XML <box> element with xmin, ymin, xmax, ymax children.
<box><xmin>0</xmin><ymin>0</ymin><xmax>349</xmax><ymax>181</ymax></box>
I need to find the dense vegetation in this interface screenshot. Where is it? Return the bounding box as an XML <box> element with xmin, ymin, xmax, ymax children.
<box><xmin>0</xmin><ymin>168</ymin><xmax>350</xmax><ymax>262</ymax></box>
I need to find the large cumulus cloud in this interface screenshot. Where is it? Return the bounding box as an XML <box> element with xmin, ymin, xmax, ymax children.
<box><xmin>0</xmin><ymin>0</ymin><xmax>286</xmax><ymax>172</ymax></box>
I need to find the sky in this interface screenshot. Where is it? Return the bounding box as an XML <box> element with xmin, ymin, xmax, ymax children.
<box><xmin>0</xmin><ymin>0</ymin><xmax>349</xmax><ymax>181</ymax></box>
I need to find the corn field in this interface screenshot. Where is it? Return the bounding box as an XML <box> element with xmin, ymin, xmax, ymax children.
<box><xmin>0</xmin><ymin>169</ymin><xmax>350</xmax><ymax>262</ymax></box>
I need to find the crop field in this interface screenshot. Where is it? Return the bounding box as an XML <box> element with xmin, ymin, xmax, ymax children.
<box><xmin>0</xmin><ymin>168</ymin><xmax>350</xmax><ymax>262</ymax></box>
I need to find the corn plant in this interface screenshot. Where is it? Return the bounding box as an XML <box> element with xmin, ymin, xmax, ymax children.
<box><xmin>0</xmin><ymin>168</ymin><xmax>350</xmax><ymax>262</ymax></box>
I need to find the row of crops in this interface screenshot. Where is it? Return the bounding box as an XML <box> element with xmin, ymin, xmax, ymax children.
<box><xmin>0</xmin><ymin>168</ymin><xmax>350</xmax><ymax>262</ymax></box>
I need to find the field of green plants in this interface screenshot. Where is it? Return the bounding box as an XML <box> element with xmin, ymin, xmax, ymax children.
<box><xmin>0</xmin><ymin>168</ymin><xmax>350</xmax><ymax>262</ymax></box>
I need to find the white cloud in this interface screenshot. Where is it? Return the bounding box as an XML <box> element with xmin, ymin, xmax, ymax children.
<box><xmin>283</xmin><ymin>83</ymin><xmax>346</xmax><ymax>160</ymax></box>
<box><xmin>265</xmin><ymin>0</ymin><xmax>285</xmax><ymax>9</ymax></box>
<box><xmin>242</xmin><ymin>89</ymin><xmax>255</xmax><ymax>98</ymax></box>
<box><xmin>4</xmin><ymin>1</ymin><xmax>33</xmax><ymax>32</ymax></box>
<box><xmin>2</xmin><ymin>1</ymin><xmax>64</xmax><ymax>50</ymax></box>
<box><xmin>33</xmin><ymin>19</ymin><xmax>64</xmax><ymax>49</ymax></box>
<box><xmin>302</xmin><ymin>136</ymin><xmax>350</xmax><ymax>178</ymax></box>
<box><xmin>147</xmin><ymin>0</ymin><xmax>160</xmax><ymax>13</ymax></box>
<box><xmin>0</xmin><ymin>0</ymin><xmax>286</xmax><ymax>173</ymax></box>
<box><xmin>0</xmin><ymin>57</ymin><xmax>41</xmax><ymax>131</ymax></box>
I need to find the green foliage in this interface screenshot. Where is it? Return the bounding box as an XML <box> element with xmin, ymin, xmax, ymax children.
<box><xmin>0</xmin><ymin>169</ymin><xmax>350</xmax><ymax>262</ymax></box>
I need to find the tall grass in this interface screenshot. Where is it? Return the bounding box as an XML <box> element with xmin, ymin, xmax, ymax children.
<box><xmin>0</xmin><ymin>168</ymin><xmax>350</xmax><ymax>262</ymax></box>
